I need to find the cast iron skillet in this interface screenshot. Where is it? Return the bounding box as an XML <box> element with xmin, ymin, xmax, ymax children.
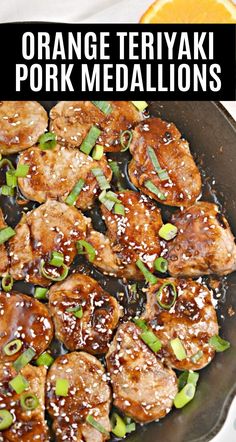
<box><xmin>2</xmin><ymin>101</ymin><xmax>236</xmax><ymax>442</ymax></box>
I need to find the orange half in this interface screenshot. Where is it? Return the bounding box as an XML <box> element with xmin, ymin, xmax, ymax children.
<box><xmin>140</xmin><ymin>0</ymin><xmax>236</xmax><ymax>23</ymax></box>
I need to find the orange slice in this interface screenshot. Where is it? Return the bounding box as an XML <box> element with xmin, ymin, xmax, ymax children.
<box><xmin>140</xmin><ymin>0</ymin><xmax>236</xmax><ymax>23</ymax></box>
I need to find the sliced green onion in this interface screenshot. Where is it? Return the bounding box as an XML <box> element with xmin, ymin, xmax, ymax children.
<box><xmin>105</xmin><ymin>191</ymin><xmax>121</xmax><ymax>203</ymax></box>
<box><xmin>80</xmin><ymin>126</ymin><xmax>101</xmax><ymax>155</ymax></box>
<box><xmin>49</xmin><ymin>251</ymin><xmax>64</xmax><ymax>267</ymax></box>
<box><xmin>133</xmin><ymin>318</ymin><xmax>148</xmax><ymax>331</ymax></box>
<box><xmin>13</xmin><ymin>348</ymin><xmax>36</xmax><ymax>372</ymax></box>
<box><xmin>158</xmin><ymin>223</ymin><xmax>178</xmax><ymax>240</ymax></box>
<box><xmin>131</xmin><ymin>101</ymin><xmax>148</xmax><ymax>111</ymax></box>
<box><xmin>36</xmin><ymin>352</ymin><xmax>54</xmax><ymax>368</ymax></box>
<box><xmin>174</xmin><ymin>383</ymin><xmax>196</xmax><ymax>409</ymax></box>
<box><xmin>147</xmin><ymin>146</ymin><xmax>169</xmax><ymax>181</ymax></box>
<box><xmin>55</xmin><ymin>378</ymin><xmax>69</xmax><ymax>397</ymax></box>
<box><xmin>2</xmin><ymin>274</ymin><xmax>13</xmax><ymax>292</ymax></box>
<box><xmin>6</xmin><ymin>170</ymin><xmax>17</xmax><ymax>188</ymax></box>
<box><xmin>92</xmin><ymin>144</ymin><xmax>104</xmax><ymax>160</ymax></box>
<box><xmin>156</xmin><ymin>282</ymin><xmax>177</xmax><ymax>310</ymax></box>
<box><xmin>92</xmin><ymin>168</ymin><xmax>110</xmax><ymax>190</ymax></box>
<box><xmin>0</xmin><ymin>158</ymin><xmax>14</xmax><ymax>170</ymax></box>
<box><xmin>15</xmin><ymin>164</ymin><xmax>30</xmax><ymax>177</ymax></box>
<box><xmin>191</xmin><ymin>350</ymin><xmax>203</xmax><ymax>364</ymax></box>
<box><xmin>9</xmin><ymin>374</ymin><xmax>29</xmax><ymax>394</ymax></box>
<box><xmin>126</xmin><ymin>422</ymin><xmax>136</xmax><ymax>433</ymax></box>
<box><xmin>65</xmin><ymin>179</ymin><xmax>85</xmax><ymax>206</ymax></box>
<box><xmin>209</xmin><ymin>335</ymin><xmax>230</xmax><ymax>352</ymax></box>
<box><xmin>66</xmin><ymin>305</ymin><xmax>83</xmax><ymax>319</ymax></box>
<box><xmin>114</xmin><ymin>203</ymin><xmax>125</xmax><ymax>216</ymax></box>
<box><xmin>154</xmin><ymin>257</ymin><xmax>168</xmax><ymax>273</ymax></box>
<box><xmin>111</xmin><ymin>413</ymin><xmax>127</xmax><ymax>438</ymax></box>
<box><xmin>40</xmin><ymin>260</ymin><xmax>69</xmax><ymax>282</ymax></box>
<box><xmin>34</xmin><ymin>287</ymin><xmax>48</xmax><ymax>300</ymax></box>
<box><xmin>3</xmin><ymin>339</ymin><xmax>23</xmax><ymax>356</ymax></box>
<box><xmin>170</xmin><ymin>338</ymin><xmax>187</xmax><ymax>361</ymax></box>
<box><xmin>178</xmin><ymin>371</ymin><xmax>199</xmax><ymax>391</ymax></box>
<box><xmin>20</xmin><ymin>393</ymin><xmax>39</xmax><ymax>410</ymax></box>
<box><xmin>1</xmin><ymin>185</ymin><xmax>14</xmax><ymax>196</ymax></box>
<box><xmin>91</xmin><ymin>101</ymin><xmax>112</xmax><ymax>115</ymax></box>
<box><xmin>38</xmin><ymin>132</ymin><xmax>57</xmax><ymax>150</ymax></box>
<box><xmin>109</xmin><ymin>160</ymin><xmax>124</xmax><ymax>191</ymax></box>
<box><xmin>86</xmin><ymin>415</ymin><xmax>109</xmax><ymax>436</ymax></box>
<box><xmin>0</xmin><ymin>410</ymin><xmax>13</xmax><ymax>430</ymax></box>
<box><xmin>141</xmin><ymin>330</ymin><xmax>162</xmax><ymax>353</ymax></box>
<box><xmin>77</xmin><ymin>240</ymin><xmax>96</xmax><ymax>263</ymax></box>
<box><xmin>120</xmin><ymin>130</ymin><xmax>133</xmax><ymax>152</ymax></box>
<box><xmin>98</xmin><ymin>190</ymin><xmax>115</xmax><ymax>211</ymax></box>
<box><xmin>144</xmin><ymin>180</ymin><xmax>166</xmax><ymax>201</ymax></box>
<box><xmin>0</xmin><ymin>227</ymin><xmax>16</xmax><ymax>245</ymax></box>
<box><xmin>136</xmin><ymin>259</ymin><xmax>158</xmax><ymax>285</ymax></box>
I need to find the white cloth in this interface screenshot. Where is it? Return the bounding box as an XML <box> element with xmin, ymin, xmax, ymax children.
<box><xmin>0</xmin><ymin>0</ymin><xmax>236</xmax><ymax>440</ymax></box>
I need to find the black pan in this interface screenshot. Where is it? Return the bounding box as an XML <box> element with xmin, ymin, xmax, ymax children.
<box><xmin>2</xmin><ymin>101</ymin><xmax>236</xmax><ymax>442</ymax></box>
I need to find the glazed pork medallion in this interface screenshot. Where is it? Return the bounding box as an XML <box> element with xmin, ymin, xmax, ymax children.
<box><xmin>87</xmin><ymin>190</ymin><xmax>164</xmax><ymax>279</ymax></box>
<box><xmin>17</xmin><ymin>144</ymin><xmax>112</xmax><ymax>210</ymax></box>
<box><xmin>167</xmin><ymin>202</ymin><xmax>236</xmax><ymax>277</ymax></box>
<box><xmin>0</xmin><ymin>101</ymin><xmax>48</xmax><ymax>155</ymax></box>
<box><xmin>142</xmin><ymin>279</ymin><xmax>219</xmax><ymax>371</ymax></box>
<box><xmin>0</xmin><ymin>364</ymin><xmax>49</xmax><ymax>441</ymax></box>
<box><xmin>106</xmin><ymin>321</ymin><xmax>178</xmax><ymax>423</ymax></box>
<box><xmin>0</xmin><ymin>100</ymin><xmax>234</xmax><ymax>441</ymax></box>
<box><xmin>8</xmin><ymin>200</ymin><xmax>90</xmax><ymax>286</ymax></box>
<box><xmin>50</xmin><ymin>101</ymin><xmax>143</xmax><ymax>151</ymax></box>
<box><xmin>0</xmin><ymin>291</ymin><xmax>53</xmax><ymax>363</ymax></box>
<box><xmin>47</xmin><ymin>352</ymin><xmax>111</xmax><ymax>442</ymax></box>
<box><xmin>48</xmin><ymin>273</ymin><xmax>122</xmax><ymax>354</ymax></box>
<box><xmin>128</xmin><ymin>117</ymin><xmax>202</xmax><ymax>207</ymax></box>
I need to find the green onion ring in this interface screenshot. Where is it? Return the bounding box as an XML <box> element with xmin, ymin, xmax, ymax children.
<box><xmin>40</xmin><ymin>260</ymin><xmax>69</xmax><ymax>282</ymax></box>
<box><xmin>120</xmin><ymin>130</ymin><xmax>133</xmax><ymax>152</ymax></box>
<box><xmin>156</xmin><ymin>282</ymin><xmax>177</xmax><ymax>310</ymax></box>
<box><xmin>20</xmin><ymin>393</ymin><xmax>39</xmax><ymax>410</ymax></box>
<box><xmin>2</xmin><ymin>274</ymin><xmax>14</xmax><ymax>292</ymax></box>
<box><xmin>3</xmin><ymin>339</ymin><xmax>23</xmax><ymax>356</ymax></box>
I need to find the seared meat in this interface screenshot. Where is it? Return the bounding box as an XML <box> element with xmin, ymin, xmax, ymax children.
<box><xmin>0</xmin><ymin>209</ymin><xmax>9</xmax><ymax>275</ymax></box>
<box><xmin>17</xmin><ymin>145</ymin><xmax>112</xmax><ymax>210</ymax></box>
<box><xmin>50</xmin><ymin>101</ymin><xmax>142</xmax><ymax>152</ymax></box>
<box><xmin>0</xmin><ymin>291</ymin><xmax>53</xmax><ymax>363</ymax></box>
<box><xmin>9</xmin><ymin>200</ymin><xmax>89</xmax><ymax>286</ymax></box>
<box><xmin>50</xmin><ymin>101</ymin><xmax>104</xmax><ymax>148</ymax></box>
<box><xmin>98</xmin><ymin>101</ymin><xmax>143</xmax><ymax>152</ymax></box>
<box><xmin>128</xmin><ymin>117</ymin><xmax>202</xmax><ymax>207</ymax></box>
<box><xmin>167</xmin><ymin>202</ymin><xmax>236</xmax><ymax>277</ymax></box>
<box><xmin>47</xmin><ymin>352</ymin><xmax>111</xmax><ymax>442</ymax></box>
<box><xmin>0</xmin><ymin>364</ymin><xmax>49</xmax><ymax>441</ymax></box>
<box><xmin>48</xmin><ymin>273</ymin><xmax>122</xmax><ymax>354</ymax></box>
<box><xmin>106</xmin><ymin>322</ymin><xmax>178</xmax><ymax>423</ymax></box>
<box><xmin>87</xmin><ymin>190</ymin><xmax>163</xmax><ymax>279</ymax></box>
<box><xmin>142</xmin><ymin>279</ymin><xmax>219</xmax><ymax>370</ymax></box>
<box><xmin>0</xmin><ymin>101</ymin><xmax>48</xmax><ymax>155</ymax></box>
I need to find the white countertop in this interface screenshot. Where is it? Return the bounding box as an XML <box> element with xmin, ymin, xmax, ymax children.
<box><xmin>1</xmin><ymin>0</ymin><xmax>236</xmax><ymax>440</ymax></box>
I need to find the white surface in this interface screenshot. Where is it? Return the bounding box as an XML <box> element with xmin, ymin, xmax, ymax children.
<box><xmin>0</xmin><ymin>0</ymin><xmax>236</xmax><ymax>440</ymax></box>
